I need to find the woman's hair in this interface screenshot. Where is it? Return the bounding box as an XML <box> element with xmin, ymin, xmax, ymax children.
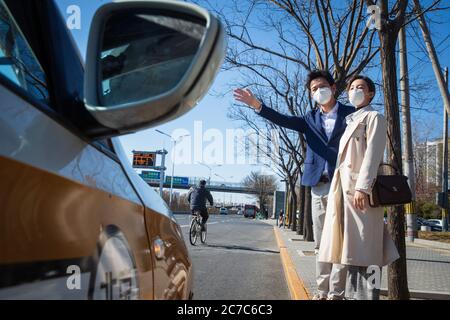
<box><xmin>346</xmin><ymin>75</ymin><xmax>376</xmax><ymax>102</ymax></box>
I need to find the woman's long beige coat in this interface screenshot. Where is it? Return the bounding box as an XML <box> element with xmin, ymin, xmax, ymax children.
<box><xmin>318</xmin><ymin>106</ymin><xmax>399</xmax><ymax>267</ymax></box>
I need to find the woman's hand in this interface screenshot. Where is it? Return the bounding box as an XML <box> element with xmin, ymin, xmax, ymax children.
<box><xmin>233</xmin><ymin>88</ymin><xmax>262</xmax><ymax>111</ymax></box>
<box><xmin>353</xmin><ymin>190</ymin><xmax>368</xmax><ymax>211</ymax></box>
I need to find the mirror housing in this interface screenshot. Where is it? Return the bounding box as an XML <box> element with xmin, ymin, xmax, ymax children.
<box><xmin>84</xmin><ymin>0</ymin><xmax>226</xmax><ymax>135</ymax></box>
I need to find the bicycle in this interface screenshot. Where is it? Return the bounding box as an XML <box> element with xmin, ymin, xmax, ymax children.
<box><xmin>189</xmin><ymin>210</ymin><xmax>207</xmax><ymax>245</ymax></box>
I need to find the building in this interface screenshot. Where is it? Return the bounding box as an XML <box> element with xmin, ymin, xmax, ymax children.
<box><xmin>414</xmin><ymin>138</ymin><xmax>450</xmax><ymax>189</ymax></box>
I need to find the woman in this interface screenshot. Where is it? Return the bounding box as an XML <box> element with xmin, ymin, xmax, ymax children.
<box><xmin>317</xmin><ymin>75</ymin><xmax>399</xmax><ymax>300</ymax></box>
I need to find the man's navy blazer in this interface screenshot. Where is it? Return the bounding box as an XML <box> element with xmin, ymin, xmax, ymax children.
<box><xmin>258</xmin><ymin>102</ymin><xmax>355</xmax><ymax>187</ymax></box>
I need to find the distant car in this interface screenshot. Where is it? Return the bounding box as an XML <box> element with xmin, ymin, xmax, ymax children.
<box><xmin>427</xmin><ymin>219</ymin><xmax>442</xmax><ymax>227</ymax></box>
<box><xmin>237</xmin><ymin>209</ymin><xmax>242</xmax><ymax>215</ymax></box>
<box><xmin>219</xmin><ymin>207</ymin><xmax>228</xmax><ymax>215</ymax></box>
<box><xmin>426</xmin><ymin>219</ymin><xmax>443</xmax><ymax>231</ymax></box>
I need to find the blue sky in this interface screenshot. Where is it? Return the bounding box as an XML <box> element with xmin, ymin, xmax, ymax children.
<box><xmin>57</xmin><ymin>0</ymin><xmax>450</xmax><ymax>204</ymax></box>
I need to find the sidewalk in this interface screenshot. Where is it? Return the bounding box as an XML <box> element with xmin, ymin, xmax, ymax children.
<box><xmin>261</xmin><ymin>218</ymin><xmax>450</xmax><ymax>300</ymax></box>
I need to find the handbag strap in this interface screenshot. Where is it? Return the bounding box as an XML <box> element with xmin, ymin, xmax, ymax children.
<box><xmin>378</xmin><ymin>162</ymin><xmax>402</xmax><ymax>175</ymax></box>
<box><xmin>362</xmin><ymin>113</ymin><xmax>402</xmax><ymax>175</ymax></box>
<box><xmin>385</xmin><ymin>130</ymin><xmax>402</xmax><ymax>175</ymax></box>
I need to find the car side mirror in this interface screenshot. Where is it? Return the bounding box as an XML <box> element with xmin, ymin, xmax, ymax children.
<box><xmin>84</xmin><ymin>0</ymin><xmax>226</xmax><ymax>135</ymax></box>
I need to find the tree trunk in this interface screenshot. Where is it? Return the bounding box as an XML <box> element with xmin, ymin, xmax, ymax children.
<box><xmin>303</xmin><ymin>186</ymin><xmax>314</xmax><ymax>241</ymax></box>
<box><xmin>379</xmin><ymin>30</ymin><xmax>410</xmax><ymax>300</ymax></box>
<box><xmin>290</xmin><ymin>182</ymin><xmax>298</xmax><ymax>232</ymax></box>
<box><xmin>288</xmin><ymin>196</ymin><xmax>293</xmax><ymax>229</ymax></box>
<box><xmin>297</xmin><ymin>185</ymin><xmax>305</xmax><ymax>235</ymax></box>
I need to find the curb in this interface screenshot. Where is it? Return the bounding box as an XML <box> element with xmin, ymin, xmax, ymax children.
<box><xmin>380</xmin><ymin>289</ymin><xmax>450</xmax><ymax>300</ymax></box>
<box><xmin>407</xmin><ymin>238</ymin><xmax>450</xmax><ymax>251</ymax></box>
<box><xmin>273</xmin><ymin>226</ymin><xmax>311</xmax><ymax>300</ymax></box>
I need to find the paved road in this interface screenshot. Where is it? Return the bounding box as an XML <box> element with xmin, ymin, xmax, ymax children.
<box><xmin>174</xmin><ymin>214</ymin><xmax>290</xmax><ymax>300</ymax></box>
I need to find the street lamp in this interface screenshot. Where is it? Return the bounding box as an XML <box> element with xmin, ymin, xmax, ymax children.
<box><xmin>155</xmin><ymin>129</ymin><xmax>190</xmax><ymax>206</ymax></box>
<box><xmin>197</xmin><ymin>162</ymin><xmax>221</xmax><ymax>185</ymax></box>
<box><xmin>214</xmin><ymin>173</ymin><xmax>235</xmax><ymax>206</ymax></box>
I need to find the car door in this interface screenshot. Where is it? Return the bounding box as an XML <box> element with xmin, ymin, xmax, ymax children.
<box><xmin>111</xmin><ymin>139</ymin><xmax>193</xmax><ymax>300</ymax></box>
<box><xmin>0</xmin><ymin>0</ymin><xmax>154</xmax><ymax>299</ymax></box>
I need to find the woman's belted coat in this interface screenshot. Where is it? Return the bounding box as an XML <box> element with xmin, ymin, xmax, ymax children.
<box><xmin>318</xmin><ymin>106</ymin><xmax>400</xmax><ymax>267</ymax></box>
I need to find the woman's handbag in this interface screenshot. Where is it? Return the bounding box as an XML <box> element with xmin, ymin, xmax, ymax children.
<box><xmin>368</xmin><ymin>163</ymin><xmax>412</xmax><ymax>208</ymax></box>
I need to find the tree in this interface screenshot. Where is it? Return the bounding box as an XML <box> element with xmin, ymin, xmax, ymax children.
<box><xmin>365</xmin><ymin>0</ymin><xmax>410</xmax><ymax>300</ymax></box>
<box><xmin>205</xmin><ymin>0</ymin><xmax>383</xmax><ymax>239</ymax></box>
<box><xmin>303</xmin><ymin>186</ymin><xmax>314</xmax><ymax>241</ymax></box>
<box><xmin>242</xmin><ymin>171</ymin><xmax>278</xmax><ymax>212</ymax></box>
<box><xmin>227</xmin><ymin>94</ymin><xmax>303</xmax><ymax>226</ymax></box>
<box><xmin>296</xmin><ymin>183</ymin><xmax>306</xmax><ymax>235</ymax></box>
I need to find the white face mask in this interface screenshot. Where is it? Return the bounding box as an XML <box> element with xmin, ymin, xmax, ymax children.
<box><xmin>313</xmin><ymin>87</ymin><xmax>333</xmax><ymax>105</ymax></box>
<box><xmin>349</xmin><ymin>89</ymin><xmax>366</xmax><ymax>107</ymax></box>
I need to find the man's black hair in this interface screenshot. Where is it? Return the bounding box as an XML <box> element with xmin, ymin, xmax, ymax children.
<box><xmin>199</xmin><ymin>179</ymin><xmax>207</xmax><ymax>186</ymax></box>
<box><xmin>346</xmin><ymin>75</ymin><xmax>376</xmax><ymax>102</ymax></box>
<box><xmin>305</xmin><ymin>69</ymin><xmax>335</xmax><ymax>90</ymax></box>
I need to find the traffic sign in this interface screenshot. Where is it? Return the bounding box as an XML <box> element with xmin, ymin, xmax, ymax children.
<box><xmin>132</xmin><ymin>151</ymin><xmax>156</xmax><ymax>168</ymax></box>
<box><xmin>165</xmin><ymin>176</ymin><xmax>189</xmax><ymax>186</ymax></box>
<box><xmin>140</xmin><ymin>170</ymin><xmax>160</xmax><ymax>180</ymax></box>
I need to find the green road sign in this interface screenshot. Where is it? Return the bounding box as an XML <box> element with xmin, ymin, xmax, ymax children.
<box><xmin>165</xmin><ymin>176</ymin><xmax>189</xmax><ymax>186</ymax></box>
<box><xmin>140</xmin><ymin>170</ymin><xmax>160</xmax><ymax>180</ymax></box>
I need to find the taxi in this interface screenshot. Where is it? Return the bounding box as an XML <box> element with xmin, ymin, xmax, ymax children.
<box><xmin>0</xmin><ymin>0</ymin><xmax>225</xmax><ymax>299</ymax></box>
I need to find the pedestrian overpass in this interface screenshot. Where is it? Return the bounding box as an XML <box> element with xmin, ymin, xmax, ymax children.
<box><xmin>141</xmin><ymin>176</ymin><xmax>269</xmax><ymax>195</ymax></box>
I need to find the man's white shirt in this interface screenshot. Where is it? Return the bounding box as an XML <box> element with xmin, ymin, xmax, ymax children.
<box><xmin>320</xmin><ymin>102</ymin><xmax>339</xmax><ymax>140</ymax></box>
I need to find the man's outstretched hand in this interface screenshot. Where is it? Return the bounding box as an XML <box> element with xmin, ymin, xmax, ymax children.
<box><xmin>233</xmin><ymin>88</ymin><xmax>262</xmax><ymax>111</ymax></box>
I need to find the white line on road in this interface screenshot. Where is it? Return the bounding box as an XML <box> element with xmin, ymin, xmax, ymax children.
<box><xmin>180</xmin><ymin>222</ymin><xmax>220</xmax><ymax>228</ymax></box>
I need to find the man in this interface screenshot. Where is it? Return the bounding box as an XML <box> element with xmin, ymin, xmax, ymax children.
<box><xmin>234</xmin><ymin>70</ymin><xmax>355</xmax><ymax>300</ymax></box>
<box><xmin>188</xmin><ymin>180</ymin><xmax>214</xmax><ymax>231</ymax></box>
<box><xmin>278</xmin><ymin>209</ymin><xmax>285</xmax><ymax>228</ymax></box>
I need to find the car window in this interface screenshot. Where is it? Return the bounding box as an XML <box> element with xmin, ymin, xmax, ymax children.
<box><xmin>0</xmin><ymin>0</ymin><xmax>49</xmax><ymax>103</ymax></box>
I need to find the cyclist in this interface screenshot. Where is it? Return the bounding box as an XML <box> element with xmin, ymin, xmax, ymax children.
<box><xmin>187</xmin><ymin>179</ymin><xmax>214</xmax><ymax>231</ymax></box>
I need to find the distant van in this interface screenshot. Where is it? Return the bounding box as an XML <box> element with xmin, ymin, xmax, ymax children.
<box><xmin>244</xmin><ymin>205</ymin><xmax>257</xmax><ymax>219</ymax></box>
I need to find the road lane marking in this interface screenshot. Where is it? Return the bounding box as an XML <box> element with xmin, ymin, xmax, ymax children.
<box><xmin>180</xmin><ymin>222</ymin><xmax>219</xmax><ymax>228</ymax></box>
<box><xmin>273</xmin><ymin>226</ymin><xmax>310</xmax><ymax>300</ymax></box>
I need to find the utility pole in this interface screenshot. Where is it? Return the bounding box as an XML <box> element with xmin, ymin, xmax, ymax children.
<box><xmin>413</xmin><ymin>0</ymin><xmax>450</xmax><ymax>231</ymax></box>
<box><xmin>159</xmin><ymin>149</ymin><xmax>167</xmax><ymax>197</ymax></box>
<box><xmin>169</xmin><ymin>139</ymin><xmax>176</xmax><ymax>205</ymax></box>
<box><xmin>442</xmin><ymin>67</ymin><xmax>449</xmax><ymax>231</ymax></box>
<box><xmin>155</xmin><ymin>130</ymin><xmax>190</xmax><ymax>206</ymax></box>
<box><xmin>413</xmin><ymin>0</ymin><xmax>450</xmax><ymax>116</ymax></box>
<box><xmin>399</xmin><ymin>25</ymin><xmax>417</xmax><ymax>241</ymax></box>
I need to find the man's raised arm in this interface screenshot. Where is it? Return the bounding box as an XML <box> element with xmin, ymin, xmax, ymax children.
<box><xmin>233</xmin><ymin>88</ymin><xmax>306</xmax><ymax>133</ymax></box>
